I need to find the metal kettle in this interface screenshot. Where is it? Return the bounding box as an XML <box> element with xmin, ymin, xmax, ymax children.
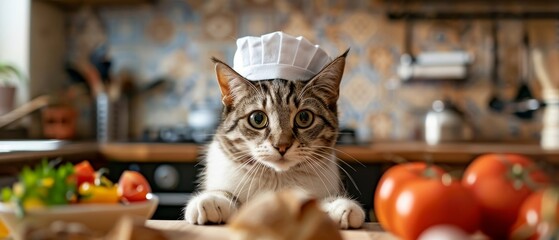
<box><xmin>424</xmin><ymin>100</ymin><xmax>469</xmax><ymax>145</ymax></box>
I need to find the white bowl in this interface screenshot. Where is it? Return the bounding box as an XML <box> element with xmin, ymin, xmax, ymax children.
<box><xmin>0</xmin><ymin>195</ymin><xmax>158</xmax><ymax>239</ymax></box>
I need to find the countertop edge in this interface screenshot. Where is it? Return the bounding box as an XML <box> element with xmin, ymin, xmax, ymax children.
<box><xmin>1</xmin><ymin>142</ymin><xmax>559</xmax><ymax>164</ymax></box>
<box><xmin>0</xmin><ymin>142</ymin><xmax>99</xmax><ymax>163</ymax></box>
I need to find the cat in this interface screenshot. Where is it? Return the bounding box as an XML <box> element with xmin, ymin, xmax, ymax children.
<box><xmin>183</xmin><ymin>49</ymin><xmax>365</xmax><ymax>229</ymax></box>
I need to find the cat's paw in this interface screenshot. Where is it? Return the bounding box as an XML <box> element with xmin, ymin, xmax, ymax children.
<box><xmin>184</xmin><ymin>191</ymin><xmax>238</xmax><ymax>225</ymax></box>
<box><xmin>321</xmin><ymin>198</ymin><xmax>365</xmax><ymax>229</ymax></box>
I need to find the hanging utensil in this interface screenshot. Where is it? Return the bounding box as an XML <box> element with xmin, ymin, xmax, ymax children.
<box><xmin>514</xmin><ymin>22</ymin><xmax>535</xmax><ymax>119</ymax></box>
<box><xmin>488</xmin><ymin>20</ymin><xmax>505</xmax><ymax>112</ymax></box>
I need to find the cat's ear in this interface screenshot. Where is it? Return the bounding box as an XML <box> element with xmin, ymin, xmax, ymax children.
<box><xmin>306</xmin><ymin>49</ymin><xmax>349</xmax><ymax>104</ymax></box>
<box><xmin>212</xmin><ymin>57</ymin><xmax>253</xmax><ymax>106</ymax></box>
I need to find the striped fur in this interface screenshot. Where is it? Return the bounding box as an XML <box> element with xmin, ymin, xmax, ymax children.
<box><xmin>185</xmin><ymin>50</ymin><xmax>365</xmax><ymax>229</ymax></box>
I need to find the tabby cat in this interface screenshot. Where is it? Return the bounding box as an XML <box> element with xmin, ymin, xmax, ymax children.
<box><xmin>183</xmin><ymin>50</ymin><xmax>365</xmax><ymax>229</ymax></box>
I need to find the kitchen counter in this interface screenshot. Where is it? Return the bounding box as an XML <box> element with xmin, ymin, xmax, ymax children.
<box><xmin>100</xmin><ymin>142</ymin><xmax>559</xmax><ymax>164</ymax></box>
<box><xmin>145</xmin><ymin>220</ymin><xmax>490</xmax><ymax>240</ymax></box>
<box><xmin>1</xmin><ymin>141</ymin><xmax>559</xmax><ymax>164</ymax></box>
<box><xmin>100</xmin><ymin>143</ymin><xmax>199</xmax><ymax>163</ymax></box>
<box><xmin>0</xmin><ymin>142</ymin><xmax>98</xmax><ymax>163</ymax></box>
<box><xmin>146</xmin><ymin>221</ymin><xmax>398</xmax><ymax>240</ymax></box>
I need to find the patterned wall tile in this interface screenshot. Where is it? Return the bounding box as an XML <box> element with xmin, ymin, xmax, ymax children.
<box><xmin>202</xmin><ymin>11</ymin><xmax>237</xmax><ymax>41</ymax></box>
<box><xmin>339</xmin><ymin>12</ymin><xmax>377</xmax><ymax>46</ymax></box>
<box><xmin>74</xmin><ymin>0</ymin><xmax>552</xmax><ymax>142</ymax></box>
<box><xmin>367</xmin><ymin>46</ymin><xmax>395</xmax><ymax>77</ymax></box>
<box><xmin>341</xmin><ymin>73</ymin><xmax>379</xmax><ymax>113</ymax></box>
<box><xmin>145</xmin><ymin>15</ymin><xmax>176</xmax><ymax>44</ymax></box>
<box><xmin>368</xmin><ymin>112</ymin><xmax>392</xmax><ymax>140</ymax></box>
<box><xmin>282</xmin><ymin>14</ymin><xmax>314</xmax><ymax>41</ymax></box>
<box><xmin>240</xmin><ymin>13</ymin><xmax>275</xmax><ymax>36</ymax></box>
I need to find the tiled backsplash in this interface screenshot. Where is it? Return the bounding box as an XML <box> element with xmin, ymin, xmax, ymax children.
<box><xmin>76</xmin><ymin>0</ymin><xmax>559</xmax><ymax>142</ymax></box>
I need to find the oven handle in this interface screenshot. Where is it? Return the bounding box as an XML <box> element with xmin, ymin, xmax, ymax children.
<box><xmin>153</xmin><ymin>192</ymin><xmax>192</xmax><ymax>206</ymax></box>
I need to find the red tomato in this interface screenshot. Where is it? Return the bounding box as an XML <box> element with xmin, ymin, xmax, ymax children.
<box><xmin>510</xmin><ymin>188</ymin><xmax>559</xmax><ymax>240</ymax></box>
<box><xmin>118</xmin><ymin>171</ymin><xmax>152</xmax><ymax>202</ymax></box>
<box><xmin>462</xmin><ymin>153</ymin><xmax>549</xmax><ymax>240</ymax></box>
<box><xmin>391</xmin><ymin>175</ymin><xmax>480</xmax><ymax>240</ymax></box>
<box><xmin>74</xmin><ymin>160</ymin><xmax>95</xmax><ymax>187</ymax></box>
<box><xmin>418</xmin><ymin>225</ymin><xmax>471</xmax><ymax>240</ymax></box>
<box><xmin>374</xmin><ymin>162</ymin><xmax>445</xmax><ymax>232</ymax></box>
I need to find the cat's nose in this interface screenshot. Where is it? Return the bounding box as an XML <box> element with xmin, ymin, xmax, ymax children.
<box><xmin>274</xmin><ymin>143</ymin><xmax>292</xmax><ymax>156</ymax></box>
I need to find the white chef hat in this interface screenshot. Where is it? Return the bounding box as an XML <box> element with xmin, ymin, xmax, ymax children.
<box><xmin>233</xmin><ymin>31</ymin><xmax>332</xmax><ymax>81</ymax></box>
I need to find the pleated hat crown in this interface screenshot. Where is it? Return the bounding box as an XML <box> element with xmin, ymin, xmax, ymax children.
<box><xmin>233</xmin><ymin>31</ymin><xmax>332</xmax><ymax>81</ymax></box>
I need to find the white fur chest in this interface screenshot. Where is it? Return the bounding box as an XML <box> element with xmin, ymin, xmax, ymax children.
<box><xmin>202</xmin><ymin>141</ymin><xmax>341</xmax><ymax>203</ymax></box>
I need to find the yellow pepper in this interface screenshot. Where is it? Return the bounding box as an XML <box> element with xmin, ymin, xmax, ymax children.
<box><xmin>41</xmin><ymin>177</ymin><xmax>54</xmax><ymax>188</ymax></box>
<box><xmin>22</xmin><ymin>197</ymin><xmax>45</xmax><ymax>210</ymax></box>
<box><xmin>78</xmin><ymin>182</ymin><xmax>119</xmax><ymax>204</ymax></box>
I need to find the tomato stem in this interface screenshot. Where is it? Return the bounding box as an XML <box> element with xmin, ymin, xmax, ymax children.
<box><xmin>510</xmin><ymin>163</ymin><xmax>526</xmax><ymax>190</ymax></box>
<box><xmin>94</xmin><ymin>168</ymin><xmax>112</xmax><ymax>187</ymax></box>
<box><xmin>421</xmin><ymin>154</ymin><xmax>437</xmax><ymax>178</ymax></box>
<box><xmin>422</xmin><ymin>164</ymin><xmax>442</xmax><ymax>179</ymax></box>
<box><xmin>499</xmin><ymin>155</ymin><xmax>543</xmax><ymax>191</ymax></box>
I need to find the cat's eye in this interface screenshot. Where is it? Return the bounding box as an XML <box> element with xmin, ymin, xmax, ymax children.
<box><xmin>248</xmin><ymin>111</ymin><xmax>268</xmax><ymax>129</ymax></box>
<box><xmin>295</xmin><ymin>110</ymin><xmax>314</xmax><ymax>128</ymax></box>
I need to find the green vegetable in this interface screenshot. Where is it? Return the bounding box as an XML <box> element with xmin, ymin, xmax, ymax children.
<box><xmin>2</xmin><ymin>159</ymin><xmax>76</xmax><ymax>217</ymax></box>
<box><xmin>1</xmin><ymin>188</ymin><xmax>11</xmax><ymax>202</ymax></box>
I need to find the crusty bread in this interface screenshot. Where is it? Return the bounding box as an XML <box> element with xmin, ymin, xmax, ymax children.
<box><xmin>228</xmin><ymin>189</ymin><xmax>342</xmax><ymax>240</ymax></box>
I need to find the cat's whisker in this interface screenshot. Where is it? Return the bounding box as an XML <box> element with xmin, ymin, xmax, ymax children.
<box><xmin>313</xmin><ymin>157</ymin><xmax>361</xmax><ymax>195</ymax></box>
<box><xmin>301</xmin><ymin>160</ymin><xmax>319</xmax><ymax>194</ymax></box>
<box><xmin>301</xmin><ymin>157</ymin><xmax>333</xmax><ymax>197</ymax></box>
<box><xmin>247</xmin><ymin>162</ymin><xmax>263</xmax><ymax>201</ymax></box>
<box><xmin>237</xmin><ymin>161</ymin><xmax>262</xmax><ymax>204</ymax></box>
<box><xmin>231</xmin><ymin>157</ymin><xmax>252</xmax><ymax>170</ymax></box>
<box><xmin>229</xmin><ymin>156</ymin><xmax>254</xmax><ymax>175</ymax></box>
<box><xmin>305</xmin><ymin>155</ymin><xmax>345</xmax><ymax>196</ymax></box>
<box><xmin>301</xmin><ymin>150</ymin><xmax>360</xmax><ymax>194</ymax></box>
<box><xmin>306</xmin><ymin>163</ymin><xmax>338</xmax><ymax>196</ymax></box>
<box><xmin>231</xmin><ymin>158</ymin><xmax>258</xmax><ymax>202</ymax></box>
<box><xmin>257</xmin><ymin>159</ymin><xmax>268</xmax><ymax>191</ymax></box>
<box><xmin>297</xmin><ymin>146</ymin><xmax>358</xmax><ymax>172</ymax></box>
<box><xmin>317</xmin><ymin>146</ymin><xmax>366</xmax><ymax>167</ymax></box>
<box><xmin>227</xmin><ymin>151</ymin><xmax>254</xmax><ymax>166</ymax></box>
<box><xmin>304</xmin><ymin>156</ymin><xmax>348</xmax><ymax>195</ymax></box>
<box><xmin>300</xmin><ymin>160</ymin><xmax>324</xmax><ymax>194</ymax></box>
<box><xmin>306</xmin><ymin>148</ymin><xmax>358</xmax><ymax>173</ymax></box>
<box><xmin>229</xmin><ymin>151</ymin><xmax>252</xmax><ymax>160</ymax></box>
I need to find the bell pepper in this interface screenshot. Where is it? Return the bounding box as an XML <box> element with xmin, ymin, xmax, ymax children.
<box><xmin>78</xmin><ymin>182</ymin><xmax>119</xmax><ymax>204</ymax></box>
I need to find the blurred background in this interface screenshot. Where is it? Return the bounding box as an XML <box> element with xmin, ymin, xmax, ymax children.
<box><xmin>2</xmin><ymin>0</ymin><xmax>559</xmax><ymax>220</ymax></box>
<box><xmin>0</xmin><ymin>0</ymin><xmax>558</xmax><ymax>143</ymax></box>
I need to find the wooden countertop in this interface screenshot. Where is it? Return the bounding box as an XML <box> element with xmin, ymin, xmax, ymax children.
<box><xmin>100</xmin><ymin>143</ymin><xmax>200</xmax><ymax>163</ymax></box>
<box><xmin>1</xmin><ymin>141</ymin><xmax>558</xmax><ymax>165</ymax></box>
<box><xmin>100</xmin><ymin>142</ymin><xmax>559</xmax><ymax>164</ymax></box>
<box><xmin>146</xmin><ymin>221</ymin><xmax>398</xmax><ymax>240</ymax></box>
